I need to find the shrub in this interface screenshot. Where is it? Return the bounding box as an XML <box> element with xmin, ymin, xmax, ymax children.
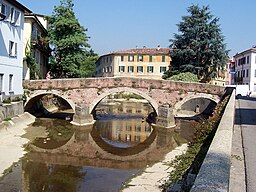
<box><xmin>168</xmin><ymin>72</ymin><xmax>199</xmax><ymax>82</ymax></box>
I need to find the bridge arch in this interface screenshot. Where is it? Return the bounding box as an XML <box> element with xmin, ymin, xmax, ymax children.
<box><xmin>89</xmin><ymin>87</ymin><xmax>159</xmax><ymax>115</ymax></box>
<box><xmin>174</xmin><ymin>93</ymin><xmax>220</xmax><ymax>117</ymax></box>
<box><xmin>24</xmin><ymin>90</ymin><xmax>76</xmax><ymax>112</ymax></box>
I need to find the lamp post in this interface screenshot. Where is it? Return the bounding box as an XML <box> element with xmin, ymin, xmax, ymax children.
<box><xmin>0</xmin><ymin>12</ymin><xmax>6</xmax><ymax>21</ymax></box>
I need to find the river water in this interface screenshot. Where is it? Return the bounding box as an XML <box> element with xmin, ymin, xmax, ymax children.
<box><xmin>0</xmin><ymin>100</ymin><xmax>194</xmax><ymax>192</ymax></box>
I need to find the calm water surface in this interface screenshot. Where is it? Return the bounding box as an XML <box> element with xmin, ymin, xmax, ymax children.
<box><xmin>0</xmin><ymin>101</ymin><xmax>194</xmax><ymax>192</ymax></box>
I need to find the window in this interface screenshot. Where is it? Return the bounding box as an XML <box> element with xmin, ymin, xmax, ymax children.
<box><xmin>255</xmin><ymin>70</ymin><xmax>256</xmax><ymax>77</ymax></box>
<box><xmin>9</xmin><ymin>74</ymin><xmax>13</xmax><ymax>91</ymax></box>
<box><xmin>9</xmin><ymin>41</ymin><xmax>17</xmax><ymax>57</ymax></box>
<box><xmin>160</xmin><ymin>66</ymin><xmax>167</xmax><ymax>73</ymax></box>
<box><xmin>149</xmin><ymin>55</ymin><xmax>153</xmax><ymax>62</ymax></box>
<box><xmin>162</xmin><ymin>56</ymin><xmax>166</xmax><ymax>62</ymax></box>
<box><xmin>137</xmin><ymin>66</ymin><xmax>143</xmax><ymax>73</ymax></box>
<box><xmin>138</xmin><ymin>55</ymin><xmax>143</xmax><ymax>62</ymax></box>
<box><xmin>128</xmin><ymin>55</ymin><xmax>134</xmax><ymax>62</ymax></box>
<box><xmin>126</xmin><ymin>134</ymin><xmax>131</xmax><ymax>141</ymax></box>
<box><xmin>255</xmin><ymin>56</ymin><xmax>256</xmax><ymax>64</ymax></box>
<box><xmin>237</xmin><ymin>71</ymin><xmax>240</xmax><ymax>77</ymax></box>
<box><xmin>119</xmin><ymin>66</ymin><xmax>125</xmax><ymax>72</ymax></box>
<box><xmin>147</xmin><ymin>66</ymin><xmax>154</xmax><ymax>73</ymax></box>
<box><xmin>128</xmin><ymin>66</ymin><xmax>134</xmax><ymax>72</ymax></box>
<box><xmin>135</xmin><ymin>135</ymin><xmax>140</xmax><ymax>142</ymax></box>
<box><xmin>0</xmin><ymin>74</ymin><xmax>3</xmax><ymax>92</ymax></box>
<box><xmin>246</xmin><ymin>69</ymin><xmax>249</xmax><ymax>77</ymax></box>
<box><xmin>121</xmin><ymin>56</ymin><xmax>124</xmax><ymax>62</ymax></box>
<box><xmin>109</xmin><ymin>66</ymin><xmax>112</xmax><ymax>73</ymax></box>
<box><xmin>243</xmin><ymin>70</ymin><xmax>245</xmax><ymax>77</ymax></box>
<box><xmin>247</xmin><ymin>56</ymin><xmax>250</xmax><ymax>64</ymax></box>
<box><xmin>1</xmin><ymin>3</ymin><xmax>6</xmax><ymax>15</ymax></box>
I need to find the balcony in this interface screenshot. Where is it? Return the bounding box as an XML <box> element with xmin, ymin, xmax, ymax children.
<box><xmin>31</xmin><ymin>36</ymin><xmax>51</xmax><ymax>55</ymax></box>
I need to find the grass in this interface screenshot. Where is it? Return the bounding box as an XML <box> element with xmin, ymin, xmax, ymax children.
<box><xmin>160</xmin><ymin>94</ymin><xmax>230</xmax><ymax>191</ymax></box>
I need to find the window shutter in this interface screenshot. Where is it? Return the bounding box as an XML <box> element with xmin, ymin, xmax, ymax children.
<box><xmin>14</xmin><ymin>10</ymin><xmax>20</xmax><ymax>26</ymax></box>
<box><xmin>15</xmin><ymin>43</ymin><xmax>17</xmax><ymax>56</ymax></box>
<box><xmin>5</xmin><ymin>5</ymin><xmax>11</xmax><ymax>21</ymax></box>
<box><xmin>9</xmin><ymin>41</ymin><xmax>12</xmax><ymax>56</ymax></box>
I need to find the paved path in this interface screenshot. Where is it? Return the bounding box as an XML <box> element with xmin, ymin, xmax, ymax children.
<box><xmin>235</xmin><ymin>97</ymin><xmax>256</xmax><ymax>192</ymax></box>
<box><xmin>122</xmin><ymin>144</ymin><xmax>187</xmax><ymax>192</ymax></box>
<box><xmin>0</xmin><ymin>113</ymin><xmax>35</xmax><ymax>178</ymax></box>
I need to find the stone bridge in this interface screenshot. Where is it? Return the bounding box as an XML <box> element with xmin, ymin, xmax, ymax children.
<box><xmin>23</xmin><ymin>77</ymin><xmax>225</xmax><ymax>127</ymax></box>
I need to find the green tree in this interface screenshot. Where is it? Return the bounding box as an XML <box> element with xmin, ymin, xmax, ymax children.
<box><xmin>79</xmin><ymin>49</ymin><xmax>98</xmax><ymax>78</ymax></box>
<box><xmin>166</xmin><ymin>5</ymin><xmax>229</xmax><ymax>82</ymax></box>
<box><xmin>47</xmin><ymin>0</ymin><xmax>91</xmax><ymax>78</ymax></box>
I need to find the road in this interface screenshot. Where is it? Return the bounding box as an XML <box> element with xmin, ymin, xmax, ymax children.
<box><xmin>236</xmin><ymin>96</ymin><xmax>256</xmax><ymax>192</ymax></box>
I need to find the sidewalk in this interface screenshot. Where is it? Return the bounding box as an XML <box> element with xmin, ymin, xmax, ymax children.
<box><xmin>229</xmin><ymin>99</ymin><xmax>246</xmax><ymax>192</ymax></box>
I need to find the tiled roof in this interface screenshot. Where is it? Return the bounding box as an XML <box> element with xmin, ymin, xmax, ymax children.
<box><xmin>114</xmin><ymin>48</ymin><xmax>172</xmax><ymax>55</ymax></box>
<box><xmin>234</xmin><ymin>47</ymin><xmax>256</xmax><ymax>57</ymax></box>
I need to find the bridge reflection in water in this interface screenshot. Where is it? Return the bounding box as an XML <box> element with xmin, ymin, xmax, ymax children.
<box><xmin>0</xmin><ymin>101</ymin><xmax>194</xmax><ymax>192</ymax></box>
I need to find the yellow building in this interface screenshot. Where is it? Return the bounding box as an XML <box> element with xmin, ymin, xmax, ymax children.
<box><xmin>96</xmin><ymin>47</ymin><xmax>172</xmax><ymax>79</ymax></box>
<box><xmin>23</xmin><ymin>13</ymin><xmax>50</xmax><ymax>80</ymax></box>
<box><xmin>209</xmin><ymin>69</ymin><xmax>226</xmax><ymax>86</ymax></box>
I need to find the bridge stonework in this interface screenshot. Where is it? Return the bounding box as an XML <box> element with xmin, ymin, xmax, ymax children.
<box><xmin>23</xmin><ymin>77</ymin><xmax>225</xmax><ymax>127</ymax></box>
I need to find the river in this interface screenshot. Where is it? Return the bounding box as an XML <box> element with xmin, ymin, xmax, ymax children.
<box><xmin>0</xmin><ymin>99</ymin><xmax>194</xmax><ymax>192</ymax></box>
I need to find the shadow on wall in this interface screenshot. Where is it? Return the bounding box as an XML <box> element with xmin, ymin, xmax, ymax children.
<box><xmin>0</xmin><ymin>29</ymin><xmax>8</xmax><ymax>57</ymax></box>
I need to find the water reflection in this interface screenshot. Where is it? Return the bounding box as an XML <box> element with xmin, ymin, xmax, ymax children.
<box><xmin>0</xmin><ymin>100</ymin><xmax>195</xmax><ymax>192</ymax></box>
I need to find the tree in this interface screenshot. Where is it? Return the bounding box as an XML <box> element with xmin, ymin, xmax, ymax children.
<box><xmin>166</xmin><ymin>5</ymin><xmax>229</xmax><ymax>82</ymax></box>
<box><xmin>79</xmin><ymin>49</ymin><xmax>98</xmax><ymax>78</ymax></box>
<box><xmin>47</xmin><ymin>0</ymin><xmax>91</xmax><ymax>78</ymax></box>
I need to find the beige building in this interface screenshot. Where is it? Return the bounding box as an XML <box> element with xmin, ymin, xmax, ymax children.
<box><xmin>96</xmin><ymin>47</ymin><xmax>172</xmax><ymax>79</ymax></box>
<box><xmin>23</xmin><ymin>13</ymin><xmax>49</xmax><ymax>79</ymax></box>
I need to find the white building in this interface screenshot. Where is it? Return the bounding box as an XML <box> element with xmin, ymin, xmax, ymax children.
<box><xmin>234</xmin><ymin>47</ymin><xmax>256</xmax><ymax>93</ymax></box>
<box><xmin>0</xmin><ymin>0</ymin><xmax>31</xmax><ymax>102</ymax></box>
<box><xmin>23</xmin><ymin>13</ymin><xmax>49</xmax><ymax>80</ymax></box>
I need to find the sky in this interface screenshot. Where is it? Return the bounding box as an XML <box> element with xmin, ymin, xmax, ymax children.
<box><xmin>18</xmin><ymin>0</ymin><xmax>256</xmax><ymax>56</ymax></box>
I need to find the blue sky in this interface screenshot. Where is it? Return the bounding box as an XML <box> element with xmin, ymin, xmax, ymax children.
<box><xmin>19</xmin><ymin>0</ymin><xmax>256</xmax><ymax>56</ymax></box>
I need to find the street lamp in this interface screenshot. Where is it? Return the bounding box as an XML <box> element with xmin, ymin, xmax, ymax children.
<box><xmin>0</xmin><ymin>12</ymin><xmax>6</xmax><ymax>21</ymax></box>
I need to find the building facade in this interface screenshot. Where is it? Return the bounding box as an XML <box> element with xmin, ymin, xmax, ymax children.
<box><xmin>234</xmin><ymin>47</ymin><xmax>256</xmax><ymax>93</ymax></box>
<box><xmin>225</xmin><ymin>57</ymin><xmax>235</xmax><ymax>85</ymax></box>
<box><xmin>96</xmin><ymin>47</ymin><xmax>172</xmax><ymax>79</ymax></box>
<box><xmin>23</xmin><ymin>13</ymin><xmax>49</xmax><ymax>80</ymax></box>
<box><xmin>0</xmin><ymin>0</ymin><xmax>31</xmax><ymax>102</ymax></box>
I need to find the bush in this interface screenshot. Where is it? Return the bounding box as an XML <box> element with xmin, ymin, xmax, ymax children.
<box><xmin>168</xmin><ymin>72</ymin><xmax>199</xmax><ymax>82</ymax></box>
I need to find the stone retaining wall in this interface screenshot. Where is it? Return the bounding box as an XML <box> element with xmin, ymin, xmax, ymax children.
<box><xmin>0</xmin><ymin>101</ymin><xmax>24</xmax><ymax>121</ymax></box>
<box><xmin>191</xmin><ymin>91</ymin><xmax>235</xmax><ymax>191</ymax></box>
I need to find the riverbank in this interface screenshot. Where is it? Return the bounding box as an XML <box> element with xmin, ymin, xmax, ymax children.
<box><xmin>122</xmin><ymin>144</ymin><xmax>188</xmax><ymax>192</ymax></box>
<box><xmin>0</xmin><ymin>112</ymin><xmax>35</xmax><ymax>178</ymax></box>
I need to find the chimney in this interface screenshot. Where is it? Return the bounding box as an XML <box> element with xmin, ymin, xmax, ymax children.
<box><xmin>157</xmin><ymin>45</ymin><xmax>160</xmax><ymax>50</ymax></box>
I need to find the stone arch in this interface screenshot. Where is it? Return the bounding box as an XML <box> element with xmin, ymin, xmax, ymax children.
<box><xmin>24</xmin><ymin>90</ymin><xmax>76</xmax><ymax>112</ymax></box>
<box><xmin>173</xmin><ymin>93</ymin><xmax>220</xmax><ymax>117</ymax></box>
<box><xmin>89</xmin><ymin>87</ymin><xmax>159</xmax><ymax>115</ymax></box>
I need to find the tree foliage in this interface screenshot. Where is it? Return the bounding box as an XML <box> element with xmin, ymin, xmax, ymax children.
<box><xmin>168</xmin><ymin>72</ymin><xmax>199</xmax><ymax>82</ymax></box>
<box><xmin>166</xmin><ymin>5</ymin><xmax>229</xmax><ymax>82</ymax></box>
<box><xmin>47</xmin><ymin>0</ymin><xmax>95</xmax><ymax>78</ymax></box>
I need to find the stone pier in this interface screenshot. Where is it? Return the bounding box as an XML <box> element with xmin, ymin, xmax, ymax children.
<box><xmin>71</xmin><ymin>105</ymin><xmax>95</xmax><ymax>126</ymax></box>
<box><xmin>155</xmin><ymin>106</ymin><xmax>176</xmax><ymax>128</ymax></box>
